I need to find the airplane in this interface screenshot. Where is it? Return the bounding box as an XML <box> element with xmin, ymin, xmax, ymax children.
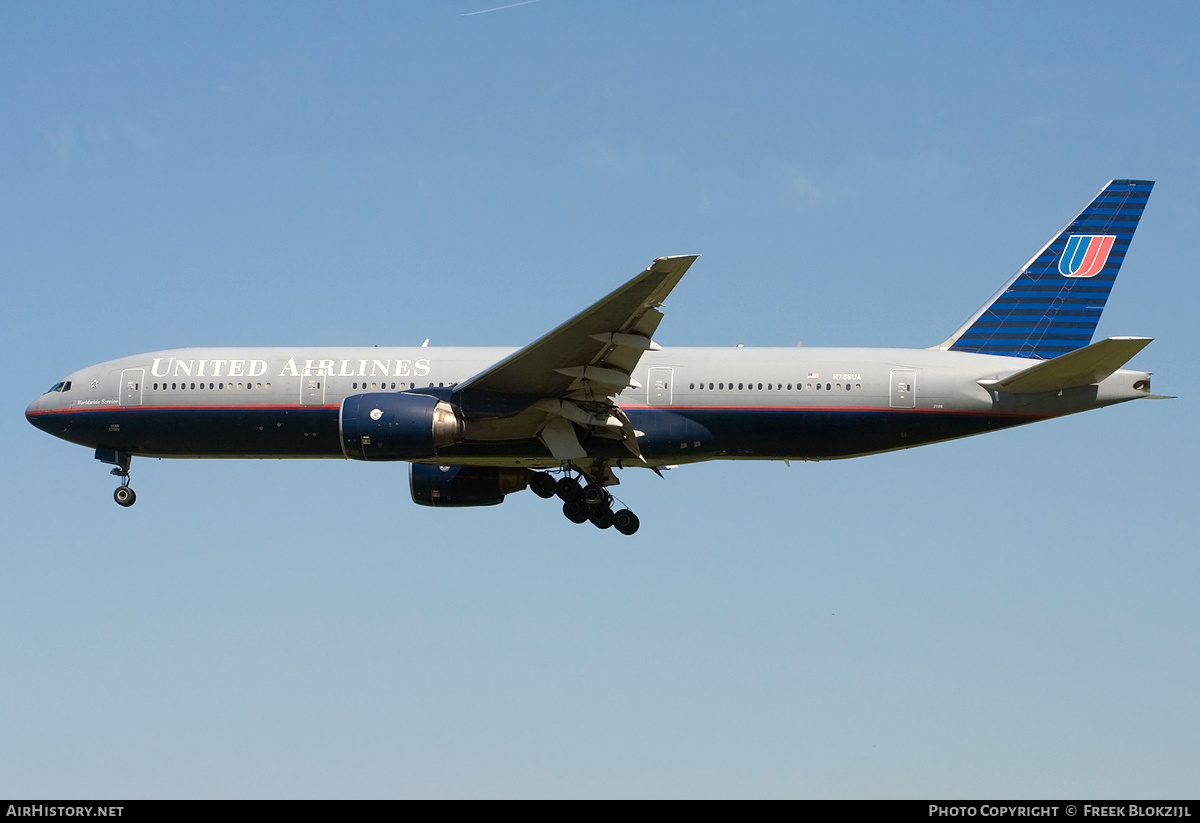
<box><xmin>26</xmin><ymin>180</ymin><xmax>1162</xmax><ymax>536</ymax></box>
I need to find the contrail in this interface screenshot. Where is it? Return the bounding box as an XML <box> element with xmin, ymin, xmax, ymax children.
<box><xmin>462</xmin><ymin>0</ymin><xmax>541</xmax><ymax>16</ymax></box>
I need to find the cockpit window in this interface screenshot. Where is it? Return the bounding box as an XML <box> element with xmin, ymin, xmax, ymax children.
<box><xmin>48</xmin><ymin>382</ymin><xmax>66</xmax><ymax>393</ymax></box>
<box><xmin>62</xmin><ymin>381</ymin><xmax>71</xmax><ymax>392</ymax></box>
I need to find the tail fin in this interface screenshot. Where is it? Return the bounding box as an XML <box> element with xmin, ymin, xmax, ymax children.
<box><xmin>940</xmin><ymin>180</ymin><xmax>1153</xmax><ymax>359</ymax></box>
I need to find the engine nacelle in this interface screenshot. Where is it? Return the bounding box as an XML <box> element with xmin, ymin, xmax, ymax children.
<box><xmin>340</xmin><ymin>392</ymin><xmax>463</xmax><ymax>461</ymax></box>
<box><xmin>409</xmin><ymin>464</ymin><xmax>531</xmax><ymax>507</ymax></box>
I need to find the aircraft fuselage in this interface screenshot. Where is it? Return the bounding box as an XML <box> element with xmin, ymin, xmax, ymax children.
<box><xmin>25</xmin><ymin>344</ymin><xmax>1152</xmax><ymax>466</ymax></box>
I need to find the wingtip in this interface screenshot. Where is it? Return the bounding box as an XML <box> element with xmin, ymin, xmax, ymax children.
<box><xmin>653</xmin><ymin>254</ymin><xmax>701</xmax><ymax>263</ymax></box>
<box><xmin>649</xmin><ymin>255</ymin><xmax>700</xmax><ymax>277</ymax></box>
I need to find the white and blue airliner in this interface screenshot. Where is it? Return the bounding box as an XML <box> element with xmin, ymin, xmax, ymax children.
<box><xmin>27</xmin><ymin>180</ymin><xmax>1163</xmax><ymax>535</ymax></box>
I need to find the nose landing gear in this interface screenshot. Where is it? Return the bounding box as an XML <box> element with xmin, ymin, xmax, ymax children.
<box><xmin>113</xmin><ymin>480</ymin><xmax>136</xmax><ymax>507</ymax></box>
<box><xmin>97</xmin><ymin>448</ymin><xmax>137</xmax><ymax>508</ymax></box>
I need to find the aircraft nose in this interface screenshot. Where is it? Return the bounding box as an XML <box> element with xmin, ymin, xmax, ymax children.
<box><xmin>26</xmin><ymin>395</ymin><xmax>51</xmax><ymax>431</ymax></box>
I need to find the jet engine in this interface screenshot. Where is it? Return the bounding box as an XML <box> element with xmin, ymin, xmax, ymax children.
<box><xmin>340</xmin><ymin>392</ymin><xmax>463</xmax><ymax>460</ymax></box>
<box><xmin>409</xmin><ymin>464</ymin><xmax>531</xmax><ymax>507</ymax></box>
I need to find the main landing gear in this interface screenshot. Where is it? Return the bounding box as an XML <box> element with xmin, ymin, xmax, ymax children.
<box><xmin>96</xmin><ymin>448</ymin><xmax>137</xmax><ymax>507</ymax></box>
<box><xmin>528</xmin><ymin>470</ymin><xmax>640</xmax><ymax>535</ymax></box>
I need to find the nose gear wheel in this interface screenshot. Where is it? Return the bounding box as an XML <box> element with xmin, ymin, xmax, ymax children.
<box><xmin>113</xmin><ymin>484</ymin><xmax>136</xmax><ymax>507</ymax></box>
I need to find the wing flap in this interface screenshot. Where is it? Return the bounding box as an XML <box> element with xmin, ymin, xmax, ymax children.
<box><xmin>538</xmin><ymin>416</ymin><xmax>588</xmax><ymax>460</ymax></box>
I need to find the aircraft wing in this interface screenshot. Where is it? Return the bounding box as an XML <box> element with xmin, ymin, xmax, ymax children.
<box><xmin>453</xmin><ymin>255</ymin><xmax>698</xmax><ymax>460</ymax></box>
<box><xmin>456</xmin><ymin>255</ymin><xmax>696</xmax><ymax>398</ymax></box>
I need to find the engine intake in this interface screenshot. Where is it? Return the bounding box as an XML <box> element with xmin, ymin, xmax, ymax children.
<box><xmin>410</xmin><ymin>464</ymin><xmax>531</xmax><ymax>507</ymax></box>
<box><xmin>340</xmin><ymin>392</ymin><xmax>463</xmax><ymax>460</ymax></box>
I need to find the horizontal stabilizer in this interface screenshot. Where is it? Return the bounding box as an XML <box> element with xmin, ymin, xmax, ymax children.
<box><xmin>980</xmin><ymin>337</ymin><xmax>1152</xmax><ymax>394</ymax></box>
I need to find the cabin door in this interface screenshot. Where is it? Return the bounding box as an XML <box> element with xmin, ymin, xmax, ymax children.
<box><xmin>647</xmin><ymin>368</ymin><xmax>674</xmax><ymax>406</ymax></box>
<box><xmin>301</xmin><ymin>374</ymin><xmax>327</xmax><ymax>406</ymax></box>
<box><xmin>119</xmin><ymin>369</ymin><xmax>144</xmax><ymax>407</ymax></box>
<box><xmin>889</xmin><ymin>369</ymin><xmax>916</xmax><ymax>408</ymax></box>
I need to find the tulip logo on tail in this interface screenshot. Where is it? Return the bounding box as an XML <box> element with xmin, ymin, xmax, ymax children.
<box><xmin>1059</xmin><ymin>235</ymin><xmax>1115</xmax><ymax>278</ymax></box>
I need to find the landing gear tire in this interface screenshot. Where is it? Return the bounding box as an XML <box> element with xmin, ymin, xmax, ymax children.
<box><xmin>113</xmin><ymin>486</ymin><xmax>137</xmax><ymax>507</ymax></box>
<box><xmin>556</xmin><ymin>477</ymin><xmax>583</xmax><ymax>502</ymax></box>
<box><xmin>582</xmin><ymin>484</ymin><xmax>610</xmax><ymax>508</ymax></box>
<box><xmin>588</xmin><ymin>505</ymin><xmax>614</xmax><ymax>529</ymax></box>
<box><xmin>563</xmin><ymin>499</ymin><xmax>589</xmax><ymax>524</ymax></box>
<box><xmin>529</xmin><ymin>471</ymin><xmax>557</xmax><ymax>499</ymax></box>
<box><xmin>613</xmin><ymin>509</ymin><xmax>639</xmax><ymax>536</ymax></box>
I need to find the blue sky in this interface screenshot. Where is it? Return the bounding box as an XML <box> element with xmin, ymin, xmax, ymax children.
<box><xmin>2</xmin><ymin>1</ymin><xmax>1197</xmax><ymax>798</ymax></box>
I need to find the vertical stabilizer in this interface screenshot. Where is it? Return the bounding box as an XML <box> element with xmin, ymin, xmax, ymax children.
<box><xmin>941</xmin><ymin>180</ymin><xmax>1153</xmax><ymax>359</ymax></box>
